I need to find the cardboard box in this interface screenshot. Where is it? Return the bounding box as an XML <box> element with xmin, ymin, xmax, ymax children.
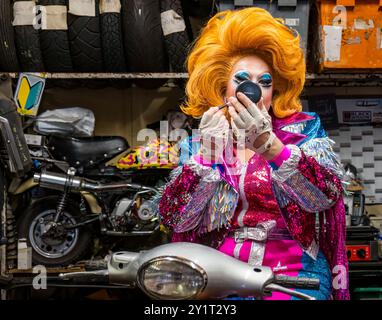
<box><xmin>370</xmin><ymin>217</ymin><xmax>382</xmax><ymax>231</ymax></box>
<box><xmin>17</xmin><ymin>239</ymin><xmax>32</xmax><ymax>270</ymax></box>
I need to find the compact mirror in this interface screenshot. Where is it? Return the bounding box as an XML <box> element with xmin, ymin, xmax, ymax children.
<box><xmin>235</xmin><ymin>80</ymin><xmax>262</xmax><ymax>104</ymax></box>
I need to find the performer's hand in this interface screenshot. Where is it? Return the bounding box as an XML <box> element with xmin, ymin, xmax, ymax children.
<box><xmin>199</xmin><ymin>107</ymin><xmax>230</xmax><ymax>163</ymax></box>
<box><xmin>228</xmin><ymin>93</ymin><xmax>283</xmax><ymax>158</ymax></box>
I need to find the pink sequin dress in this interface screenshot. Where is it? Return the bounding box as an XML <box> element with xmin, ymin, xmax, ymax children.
<box><xmin>218</xmin><ymin>153</ymin><xmax>331</xmax><ymax>300</ymax></box>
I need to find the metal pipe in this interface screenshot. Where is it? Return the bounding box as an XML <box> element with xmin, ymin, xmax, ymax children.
<box><xmin>64</xmin><ymin>215</ymin><xmax>100</xmax><ymax>229</ymax></box>
<box><xmin>104</xmin><ymin>230</ymin><xmax>155</xmax><ymax>237</ymax></box>
<box><xmin>59</xmin><ymin>269</ymin><xmax>109</xmax><ymax>283</ymax></box>
<box><xmin>265</xmin><ymin>284</ymin><xmax>316</xmax><ymax>300</ymax></box>
<box><xmin>34</xmin><ymin>171</ymin><xmax>159</xmax><ymax>194</ymax></box>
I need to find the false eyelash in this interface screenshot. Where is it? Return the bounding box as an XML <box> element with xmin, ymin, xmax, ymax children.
<box><xmin>258</xmin><ymin>74</ymin><xmax>273</xmax><ymax>87</ymax></box>
<box><xmin>258</xmin><ymin>80</ymin><xmax>272</xmax><ymax>87</ymax></box>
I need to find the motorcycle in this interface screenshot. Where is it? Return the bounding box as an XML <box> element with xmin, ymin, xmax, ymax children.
<box><xmin>59</xmin><ymin>242</ymin><xmax>321</xmax><ymax>300</ymax></box>
<box><xmin>9</xmin><ymin>110</ymin><xmax>188</xmax><ymax>268</ymax></box>
<box><xmin>6</xmin><ymin>77</ymin><xmax>261</xmax><ymax>269</ymax></box>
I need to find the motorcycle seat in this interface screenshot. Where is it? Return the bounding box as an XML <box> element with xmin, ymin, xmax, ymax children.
<box><xmin>47</xmin><ymin>135</ymin><xmax>129</xmax><ymax>168</ymax></box>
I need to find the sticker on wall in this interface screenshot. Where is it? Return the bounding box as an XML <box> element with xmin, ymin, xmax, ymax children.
<box><xmin>160</xmin><ymin>10</ymin><xmax>186</xmax><ymax>36</ymax></box>
<box><xmin>14</xmin><ymin>73</ymin><xmax>46</xmax><ymax>117</ymax></box>
<box><xmin>353</xmin><ymin>19</ymin><xmax>374</xmax><ymax>30</ymax></box>
<box><xmin>285</xmin><ymin>18</ymin><xmax>300</xmax><ymax>27</ymax></box>
<box><xmin>323</xmin><ymin>25</ymin><xmax>343</xmax><ymax>62</ymax></box>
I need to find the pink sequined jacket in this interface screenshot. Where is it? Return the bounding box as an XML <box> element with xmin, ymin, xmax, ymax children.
<box><xmin>158</xmin><ymin>111</ymin><xmax>349</xmax><ymax>300</ymax></box>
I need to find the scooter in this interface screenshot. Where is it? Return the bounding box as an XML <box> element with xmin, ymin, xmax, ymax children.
<box><xmin>59</xmin><ymin>242</ymin><xmax>320</xmax><ymax>300</ymax></box>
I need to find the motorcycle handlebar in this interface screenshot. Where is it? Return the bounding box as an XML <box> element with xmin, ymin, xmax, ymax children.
<box><xmin>273</xmin><ymin>275</ymin><xmax>320</xmax><ymax>290</ymax></box>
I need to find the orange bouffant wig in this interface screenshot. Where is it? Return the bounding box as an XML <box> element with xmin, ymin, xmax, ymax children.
<box><xmin>181</xmin><ymin>7</ymin><xmax>306</xmax><ymax>119</ymax></box>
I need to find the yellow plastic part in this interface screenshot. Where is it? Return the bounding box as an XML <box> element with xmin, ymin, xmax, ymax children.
<box><xmin>116</xmin><ymin>138</ymin><xmax>179</xmax><ymax>170</ymax></box>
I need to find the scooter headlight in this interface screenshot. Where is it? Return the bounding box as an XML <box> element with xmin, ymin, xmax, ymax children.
<box><xmin>137</xmin><ymin>256</ymin><xmax>207</xmax><ymax>300</ymax></box>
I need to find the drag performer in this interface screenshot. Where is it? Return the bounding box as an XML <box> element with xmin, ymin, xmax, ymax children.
<box><xmin>158</xmin><ymin>7</ymin><xmax>349</xmax><ymax>300</ymax></box>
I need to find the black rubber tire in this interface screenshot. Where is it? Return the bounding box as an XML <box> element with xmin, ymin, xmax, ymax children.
<box><xmin>39</xmin><ymin>0</ymin><xmax>74</xmax><ymax>72</ymax></box>
<box><xmin>17</xmin><ymin>196</ymin><xmax>93</xmax><ymax>267</ymax></box>
<box><xmin>68</xmin><ymin>0</ymin><xmax>103</xmax><ymax>72</ymax></box>
<box><xmin>13</xmin><ymin>0</ymin><xmax>45</xmax><ymax>71</ymax></box>
<box><xmin>121</xmin><ymin>0</ymin><xmax>168</xmax><ymax>88</ymax></box>
<box><xmin>0</xmin><ymin>1</ymin><xmax>20</xmax><ymax>71</ymax></box>
<box><xmin>160</xmin><ymin>0</ymin><xmax>190</xmax><ymax>72</ymax></box>
<box><xmin>100</xmin><ymin>12</ymin><xmax>126</xmax><ymax>72</ymax></box>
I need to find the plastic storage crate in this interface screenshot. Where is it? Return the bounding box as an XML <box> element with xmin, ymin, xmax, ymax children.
<box><xmin>317</xmin><ymin>0</ymin><xmax>382</xmax><ymax>71</ymax></box>
<box><xmin>216</xmin><ymin>0</ymin><xmax>311</xmax><ymax>56</ymax></box>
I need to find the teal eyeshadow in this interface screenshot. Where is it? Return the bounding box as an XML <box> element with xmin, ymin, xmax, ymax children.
<box><xmin>234</xmin><ymin>71</ymin><xmax>250</xmax><ymax>80</ymax></box>
<box><xmin>259</xmin><ymin>73</ymin><xmax>272</xmax><ymax>81</ymax></box>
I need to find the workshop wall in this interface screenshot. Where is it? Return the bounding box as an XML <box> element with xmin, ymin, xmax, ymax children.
<box><xmin>39</xmin><ymin>85</ymin><xmax>185</xmax><ymax>146</ymax></box>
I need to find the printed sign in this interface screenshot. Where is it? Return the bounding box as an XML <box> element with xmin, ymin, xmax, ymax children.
<box><xmin>14</xmin><ymin>73</ymin><xmax>46</xmax><ymax>117</ymax></box>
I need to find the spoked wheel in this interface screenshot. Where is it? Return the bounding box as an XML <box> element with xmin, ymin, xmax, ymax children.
<box><xmin>18</xmin><ymin>197</ymin><xmax>93</xmax><ymax>267</ymax></box>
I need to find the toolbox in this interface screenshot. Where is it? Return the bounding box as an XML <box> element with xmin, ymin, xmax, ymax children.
<box><xmin>216</xmin><ymin>0</ymin><xmax>311</xmax><ymax>56</ymax></box>
<box><xmin>316</xmin><ymin>0</ymin><xmax>382</xmax><ymax>71</ymax></box>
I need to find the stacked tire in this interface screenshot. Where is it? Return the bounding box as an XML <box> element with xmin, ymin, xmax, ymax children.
<box><xmin>0</xmin><ymin>1</ymin><xmax>19</xmax><ymax>71</ymax></box>
<box><xmin>13</xmin><ymin>0</ymin><xmax>45</xmax><ymax>71</ymax></box>
<box><xmin>122</xmin><ymin>0</ymin><xmax>168</xmax><ymax>88</ymax></box>
<box><xmin>0</xmin><ymin>0</ymin><xmax>198</xmax><ymax>88</ymax></box>
<box><xmin>101</xmin><ymin>3</ymin><xmax>126</xmax><ymax>72</ymax></box>
<box><xmin>39</xmin><ymin>0</ymin><xmax>73</xmax><ymax>72</ymax></box>
<box><xmin>68</xmin><ymin>0</ymin><xmax>103</xmax><ymax>72</ymax></box>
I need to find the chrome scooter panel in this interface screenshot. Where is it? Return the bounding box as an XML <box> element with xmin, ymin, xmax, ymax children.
<box><xmin>108</xmin><ymin>242</ymin><xmax>275</xmax><ymax>299</ymax></box>
<box><xmin>108</xmin><ymin>252</ymin><xmax>141</xmax><ymax>286</ymax></box>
